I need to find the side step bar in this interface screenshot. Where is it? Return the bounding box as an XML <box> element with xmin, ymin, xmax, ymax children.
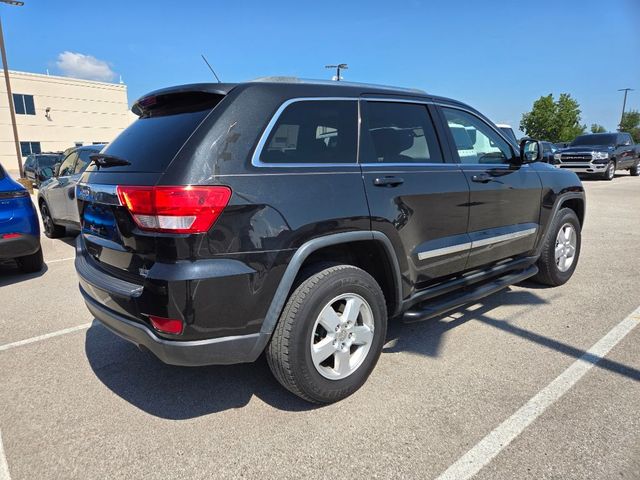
<box><xmin>403</xmin><ymin>265</ymin><xmax>538</xmax><ymax>323</ymax></box>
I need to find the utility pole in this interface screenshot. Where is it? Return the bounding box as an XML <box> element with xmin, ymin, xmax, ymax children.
<box><xmin>0</xmin><ymin>0</ymin><xmax>25</xmax><ymax>178</ymax></box>
<box><xmin>618</xmin><ymin>88</ymin><xmax>634</xmax><ymax>131</ymax></box>
<box><xmin>325</xmin><ymin>63</ymin><xmax>348</xmax><ymax>81</ymax></box>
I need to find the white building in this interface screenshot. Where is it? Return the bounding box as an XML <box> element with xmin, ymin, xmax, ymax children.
<box><xmin>0</xmin><ymin>70</ymin><xmax>132</xmax><ymax>176</ymax></box>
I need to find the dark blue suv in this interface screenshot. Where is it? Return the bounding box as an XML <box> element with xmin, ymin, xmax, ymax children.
<box><xmin>0</xmin><ymin>164</ymin><xmax>43</xmax><ymax>273</ymax></box>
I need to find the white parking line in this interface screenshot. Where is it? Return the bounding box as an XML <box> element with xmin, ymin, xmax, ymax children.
<box><xmin>45</xmin><ymin>257</ymin><xmax>75</xmax><ymax>264</ymax></box>
<box><xmin>0</xmin><ymin>429</ymin><xmax>10</xmax><ymax>480</ymax></box>
<box><xmin>0</xmin><ymin>323</ymin><xmax>92</xmax><ymax>353</ymax></box>
<box><xmin>435</xmin><ymin>305</ymin><xmax>640</xmax><ymax>480</ymax></box>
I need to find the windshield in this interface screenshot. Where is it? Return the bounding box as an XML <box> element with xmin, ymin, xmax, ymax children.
<box><xmin>571</xmin><ymin>134</ymin><xmax>616</xmax><ymax>147</ymax></box>
<box><xmin>38</xmin><ymin>155</ymin><xmax>62</xmax><ymax>167</ymax></box>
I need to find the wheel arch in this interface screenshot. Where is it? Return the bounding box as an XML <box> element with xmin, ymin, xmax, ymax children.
<box><xmin>259</xmin><ymin>231</ymin><xmax>402</xmax><ymax>339</ymax></box>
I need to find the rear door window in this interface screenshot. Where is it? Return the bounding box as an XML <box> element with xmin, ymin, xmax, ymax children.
<box><xmin>259</xmin><ymin>100</ymin><xmax>358</xmax><ymax>164</ymax></box>
<box><xmin>363</xmin><ymin>102</ymin><xmax>443</xmax><ymax>164</ymax></box>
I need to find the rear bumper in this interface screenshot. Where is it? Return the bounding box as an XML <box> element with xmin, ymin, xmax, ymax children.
<box><xmin>81</xmin><ymin>287</ymin><xmax>269</xmax><ymax>366</ymax></box>
<box><xmin>0</xmin><ymin>233</ymin><xmax>40</xmax><ymax>259</ymax></box>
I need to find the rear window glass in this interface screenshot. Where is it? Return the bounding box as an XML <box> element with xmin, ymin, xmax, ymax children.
<box><xmin>98</xmin><ymin>107</ymin><xmax>214</xmax><ymax>172</ymax></box>
<box><xmin>260</xmin><ymin>100</ymin><xmax>357</xmax><ymax>164</ymax></box>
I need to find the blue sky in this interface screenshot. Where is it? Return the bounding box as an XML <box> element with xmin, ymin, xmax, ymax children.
<box><xmin>2</xmin><ymin>0</ymin><xmax>639</xmax><ymax>133</ymax></box>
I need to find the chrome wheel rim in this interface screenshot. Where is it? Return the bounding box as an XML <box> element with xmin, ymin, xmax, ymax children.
<box><xmin>608</xmin><ymin>163</ymin><xmax>615</xmax><ymax>179</ymax></box>
<box><xmin>310</xmin><ymin>293</ymin><xmax>375</xmax><ymax>380</ymax></box>
<box><xmin>555</xmin><ymin>223</ymin><xmax>577</xmax><ymax>272</ymax></box>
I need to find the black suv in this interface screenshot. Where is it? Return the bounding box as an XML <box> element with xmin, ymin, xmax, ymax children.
<box><xmin>75</xmin><ymin>79</ymin><xmax>585</xmax><ymax>403</ymax></box>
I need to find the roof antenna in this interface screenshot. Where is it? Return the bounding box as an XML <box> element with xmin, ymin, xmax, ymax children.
<box><xmin>201</xmin><ymin>54</ymin><xmax>221</xmax><ymax>83</ymax></box>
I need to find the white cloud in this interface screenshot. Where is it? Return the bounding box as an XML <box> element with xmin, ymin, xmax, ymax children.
<box><xmin>55</xmin><ymin>51</ymin><xmax>116</xmax><ymax>82</ymax></box>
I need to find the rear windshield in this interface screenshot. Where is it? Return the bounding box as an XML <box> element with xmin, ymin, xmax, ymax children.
<box><xmin>96</xmin><ymin>109</ymin><xmax>212</xmax><ymax>172</ymax></box>
<box><xmin>571</xmin><ymin>134</ymin><xmax>616</xmax><ymax>146</ymax></box>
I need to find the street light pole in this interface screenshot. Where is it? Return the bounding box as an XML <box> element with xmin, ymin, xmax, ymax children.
<box><xmin>0</xmin><ymin>0</ymin><xmax>24</xmax><ymax>177</ymax></box>
<box><xmin>618</xmin><ymin>88</ymin><xmax>634</xmax><ymax>132</ymax></box>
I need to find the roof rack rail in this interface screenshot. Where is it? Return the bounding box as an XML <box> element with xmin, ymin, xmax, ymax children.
<box><xmin>249</xmin><ymin>77</ymin><xmax>426</xmax><ymax>94</ymax></box>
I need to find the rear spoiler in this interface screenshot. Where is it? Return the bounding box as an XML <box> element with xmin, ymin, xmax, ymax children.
<box><xmin>132</xmin><ymin>83</ymin><xmax>237</xmax><ymax>117</ymax></box>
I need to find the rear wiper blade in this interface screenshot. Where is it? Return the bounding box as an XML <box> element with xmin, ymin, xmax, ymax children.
<box><xmin>90</xmin><ymin>153</ymin><xmax>131</xmax><ymax>169</ymax></box>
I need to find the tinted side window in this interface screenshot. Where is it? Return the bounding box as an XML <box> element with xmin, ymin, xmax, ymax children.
<box><xmin>74</xmin><ymin>150</ymin><xmax>95</xmax><ymax>174</ymax></box>
<box><xmin>364</xmin><ymin>102</ymin><xmax>443</xmax><ymax>163</ymax></box>
<box><xmin>260</xmin><ymin>100</ymin><xmax>357</xmax><ymax>164</ymax></box>
<box><xmin>623</xmin><ymin>134</ymin><xmax>633</xmax><ymax>145</ymax></box>
<box><xmin>442</xmin><ymin>108</ymin><xmax>513</xmax><ymax>164</ymax></box>
<box><xmin>58</xmin><ymin>152</ymin><xmax>78</xmax><ymax>177</ymax></box>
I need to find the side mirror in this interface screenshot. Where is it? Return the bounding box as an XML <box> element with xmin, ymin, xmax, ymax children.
<box><xmin>519</xmin><ymin>139</ymin><xmax>543</xmax><ymax>164</ymax></box>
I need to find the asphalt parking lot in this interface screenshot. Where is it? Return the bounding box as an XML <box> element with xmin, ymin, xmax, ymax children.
<box><xmin>1</xmin><ymin>176</ymin><xmax>639</xmax><ymax>480</ymax></box>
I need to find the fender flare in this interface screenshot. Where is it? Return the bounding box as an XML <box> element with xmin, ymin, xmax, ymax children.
<box><xmin>248</xmin><ymin>231</ymin><xmax>403</xmax><ymax>359</ymax></box>
<box><xmin>534</xmin><ymin>191</ymin><xmax>585</xmax><ymax>257</ymax></box>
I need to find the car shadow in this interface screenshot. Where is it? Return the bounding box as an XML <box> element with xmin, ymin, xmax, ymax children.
<box><xmin>0</xmin><ymin>259</ymin><xmax>48</xmax><ymax>287</ymax></box>
<box><xmin>84</xmin><ymin>323</ymin><xmax>320</xmax><ymax>419</ymax></box>
<box><xmin>85</xmin><ymin>286</ymin><xmax>640</xmax><ymax>420</ymax></box>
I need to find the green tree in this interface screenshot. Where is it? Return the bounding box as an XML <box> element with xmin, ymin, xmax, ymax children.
<box><xmin>520</xmin><ymin>93</ymin><xmax>586</xmax><ymax>143</ymax></box>
<box><xmin>590</xmin><ymin>123</ymin><xmax>606</xmax><ymax>133</ymax></box>
<box><xmin>620</xmin><ymin>110</ymin><xmax>640</xmax><ymax>143</ymax></box>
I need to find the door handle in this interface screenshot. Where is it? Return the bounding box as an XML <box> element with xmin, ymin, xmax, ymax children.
<box><xmin>471</xmin><ymin>173</ymin><xmax>492</xmax><ymax>183</ymax></box>
<box><xmin>373</xmin><ymin>176</ymin><xmax>404</xmax><ymax>187</ymax></box>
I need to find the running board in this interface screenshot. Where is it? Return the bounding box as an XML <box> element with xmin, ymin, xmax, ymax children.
<box><xmin>402</xmin><ymin>265</ymin><xmax>538</xmax><ymax>323</ymax></box>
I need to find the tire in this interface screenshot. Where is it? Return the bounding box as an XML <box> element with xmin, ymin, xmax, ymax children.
<box><xmin>630</xmin><ymin>162</ymin><xmax>639</xmax><ymax>177</ymax></box>
<box><xmin>39</xmin><ymin>201</ymin><xmax>65</xmax><ymax>238</ymax></box>
<box><xmin>531</xmin><ymin>208</ymin><xmax>581</xmax><ymax>286</ymax></box>
<box><xmin>266</xmin><ymin>264</ymin><xmax>387</xmax><ymax>404</ymax></box>
<box><xmin>602</xmin><ymin>161</ymin><xmax>615</xmax><ymax>181</ymax></box>
<box><xmin>17</xmin><ymin>247</ymin><xmax>44</xmax><ymax>273</ymax></box>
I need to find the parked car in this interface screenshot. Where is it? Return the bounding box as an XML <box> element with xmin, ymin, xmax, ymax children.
<box><xmin>37</xmin><ymin>144</ymin><xmax>105</xmax><ymax>238</ymax></box>
<box><xmin>23</xmin><ymin>152</ymin><xmax>63</xmax><ymax>188</ymax></box>
<box><xmin>496</xmin><ymin>124</ymin><xmax>518</xmax><ymax>146</ymax></box>
<box><xmin>554</xmin><ymin>132</ymin><xmax>639</xmax><ymax>180</ymax></box>
<box><xmin>541</xmin><ymin>141</ymin><xmax>560</xmax><ymax>163</ymax></box>
<box><xmin>74</xmin><ymin>79</ymin><xmax>585</xmax><ymax>403</ymax></box>
<box><xmin>0</xmin><ymin>163</ymin><xmax>43</xmax><ymax>273</ymax></box>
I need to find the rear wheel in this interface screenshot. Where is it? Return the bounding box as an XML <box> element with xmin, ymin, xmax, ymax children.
<box><xmin>39</xmin><ymin>201</ymin><xmax>65</xmax><ymax>238</ymax></box>
<box><xmin>531</xmin><ymin>208</ymin><xmax>581</xmax><ymax>286</ymax></box>
<box><xmin>630</xmin><ymin>162</ymin><xmax>639</xmax><ymax>177</ymax></box>
<box><xmin>17</xmin><ymin>247</ymin><xmax>44</xmax><ymax>273</ymax></box>
<box><xmin>267</xmin><ymin>264</ymin><xmax>387</xmax><ymax>404</ymax></box>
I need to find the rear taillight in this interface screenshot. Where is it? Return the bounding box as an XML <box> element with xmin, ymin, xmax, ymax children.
<box><xmin>149</xmin><ymin>315</ymin><xmax>183</xmax><ymax>335</ymax></box>
<box><xmin>0</xmin><ymin>190</ymin><xmax>28</xmax><ymax>199</ymax></box>
<box><xmin>116</xmin><ymin>185</ymin><xmax>231</xmax><ymax>234</ymax></box>
<box><xmin>1</xmin><ymin>233</ymin><xmax>22</xmax><ymax>239</ymax></box>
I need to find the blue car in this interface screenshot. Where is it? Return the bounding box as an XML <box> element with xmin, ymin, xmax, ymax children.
<box><xmin>0</xmin><ymin>163</ymin><xmax>44</xmax><ymax>273</ymax></box>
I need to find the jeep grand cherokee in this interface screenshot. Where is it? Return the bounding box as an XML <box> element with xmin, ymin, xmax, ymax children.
<box><xmin>75</xmin><ymin>78</ymin><xmax>585</xmax><ymax>403</ymax></box>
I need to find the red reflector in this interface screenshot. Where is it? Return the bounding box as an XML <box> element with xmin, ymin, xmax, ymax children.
<box><xmin>149</xmin><ymin>315</ymin><xmax>184</xmax><ymax>335</ymax></box>
<box><xmin>2</xmin><ymin>233</ymin><xmax>22</xmax><ymax>239</ymax></box>
<box><xmin>117</xmin><ymin>185</ymin><xmax>231</xmax><ymax>234</ymax></box>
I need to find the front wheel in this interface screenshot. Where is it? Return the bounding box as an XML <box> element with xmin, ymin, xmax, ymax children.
<box><xmin>531</xmin><ymin>208</ymin><xmax>581</xmax><ymax>286</ymax></box>
<box><xmin>39</xmin><ymin>201</ymin><xmax>65</xmax><ymax>238</ymax></box>
<box><xmin>267</xmin><ymin>264</ymin><xmax>387</xmax><ymax>404</ymax></box>
<box><xmin>630</xmin><ymin>162</ymin><xmax>639</xmax><ymax>177</ymax></box>
<box><xmin>602</xmin><ymin>161</ymin><xmax>616</xmax><ymax>180</ymax></box>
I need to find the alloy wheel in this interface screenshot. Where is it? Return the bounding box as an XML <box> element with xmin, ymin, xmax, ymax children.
<box><xmin>555</xmin><ymin>223</ymin><xmax>577</xmax><ymax>272</ymax></box>
<box><xmin>310</xmin><ymin>293</ymin><xmax>375</xmax><ymax>380</ymax></box>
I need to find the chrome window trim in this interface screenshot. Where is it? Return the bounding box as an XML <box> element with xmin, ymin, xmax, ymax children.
<box><xmin>417</xmin><ymin>227</ymin><xmax>537</xmax><ymax>261</ymax></box>
<box><xmin>76</xmin><ymin>183</ymin><xmax>121</xmax><ymax>206</ymax></box>
<box><xmin>251</xmin><ymin>97</ymin><xmax>360</xmax><ymax>169</ymax></box>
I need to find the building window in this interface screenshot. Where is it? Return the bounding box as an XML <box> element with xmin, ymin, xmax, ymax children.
<box><xmin>13</xmin><ymin>94</ymin><xmax>36</xmax><ymax>115</ymax></box>
<box><xmin>20</xmin><ymin>142</ymin><xmax>41</xmax><ymax>157</ymax></box>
